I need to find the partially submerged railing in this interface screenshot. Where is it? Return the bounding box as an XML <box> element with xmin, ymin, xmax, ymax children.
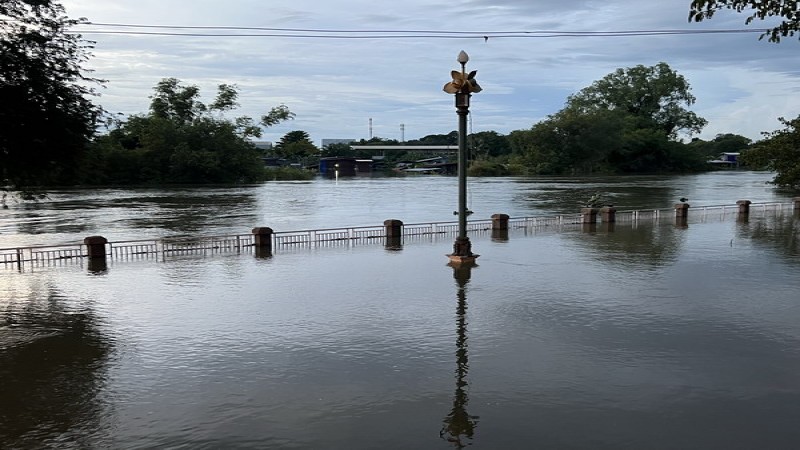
<box><xmin>1</xmin><ymin>201</ymin><xmax>795</xmax><ymax>270</ymax></box>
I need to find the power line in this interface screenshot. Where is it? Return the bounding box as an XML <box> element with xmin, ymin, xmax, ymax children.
<box><xmin>68</xmin><ymin>22</ymin><xmax>767</xmax><ymax>39</ymax></box>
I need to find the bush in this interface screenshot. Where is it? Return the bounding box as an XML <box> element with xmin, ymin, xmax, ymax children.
<box><xmin>468</xmin><ymin>160</ymin><xmax>511</xmax><ymax>177</ymax></box>
<box><xmin>263</xmin><ymin>167</ymin><xmax>314</xmax><ymax>181</ymax></box>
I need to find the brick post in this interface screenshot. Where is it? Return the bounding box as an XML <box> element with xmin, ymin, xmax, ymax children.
<box><xmin>491</xmin><ymin>215</ymin><xmax>509</xmax><ymax>242</ymax></box>
<box><xmin>674</xmin><ymin>203</ymin><xmax>689</xmax><ymax>228</ymax></box>
<box><xmin>581</xmin><ymin>207</ymin><xmax>598</xmax><ymax>224</ymax></box>
<box><xmin>600</xmin><ymin>206</ymin><xmax>617</xmax><ymax>223</ymax></box>
<box><xmin>252</xmin><ymin>227</ymin><xmax>273</xmax><ymax>250</ymax></box>
<box><xmin>736</xmin><ymin>199</ymin><xmax>752</xmax><ymax>214</ymax></box>
<box><xmin>674</xmin><ymin>203</ymin><xmax>690</xmax><ymax>219</ymax></box>
<box><xmin>384</xmin><ymin>219</ymin><xmax>403</xmax><ymax>238</ymax></box>
<box><xmin>83</xmin><ymin>236</ymin><xmax>108</xmax><ymax>259</ymax></box>
<box><xmin>491</xmin><ymin>213</ymin><xmax>510</xmax><ymax>231</ymax></box>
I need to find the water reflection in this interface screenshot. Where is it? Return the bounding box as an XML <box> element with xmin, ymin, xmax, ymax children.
<box><xmin>571</xmin><ymin>221</ymin><xmax>685</xmax><ymax>269</ymax></box>
<box><xmin>736</xmin><ymin>212</ymin><xmax>800</xmax><ymax>263</ymax></box>
<box><xmin>441</xmin><ymin>261</ymin><xmax>479</xmax><ymax>448</ymax></box>
<box><xmin>0</xmin><ymin>287</ymin><xmax>113</xmax><ymax>447</ymax></box>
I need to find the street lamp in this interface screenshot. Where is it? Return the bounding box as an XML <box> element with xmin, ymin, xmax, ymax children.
<box><xmin>444</xmin><ymin>50</ymin><xmax>481</xmax><ymax>264</ymax></box>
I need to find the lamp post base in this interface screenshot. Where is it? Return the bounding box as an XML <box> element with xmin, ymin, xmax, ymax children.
<box><xmin>447</xmin><ymin>237</ymin><xmax>479</xmax><ymax>264</ymax></box>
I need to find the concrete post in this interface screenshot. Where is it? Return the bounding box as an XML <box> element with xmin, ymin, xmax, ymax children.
<box><xmin>581</xmin><ymin>207</ymin><xmax>598</xmax><ymax>224</ymax></box>
<box><xmin>674</xmin><ymin>203</ymin><xmax>690</xmax><ymax>219</ymax></box>
<box><xmin>384</xmin><ymin>219</ymin><xmax>403</xmax><ymax>238</ymax></box>
<box><xmin>600</xmin><ymin>206</ymin><xmax>617</xmax><ymax>223</ymax></box>
<box><xmin>383</xmin><ymin>219</ymin><xmax>404</xmax><ymax>251</ymax></box>
<box><xmin>491</xmin><ymin>213</ymin><xmax>509</xmax><ymax>231</ymax></box>
<box><xmin>736</xmin><ymin>199</ymin><xmax>752</xmax><ymax>221</ymax></box>
<box><xmin>252</xmin><ymin>227</ymin><xmax>273</xmax><ymax>250</ymax></box>
<box><xmin>83</xmin><ymin>236</ymin><xmax>108</xmax><ymax>259</ymax></box>
<box><xmin>674</xmin><ymin>203</ymin><xmax>689</xmax><ymax>228</ymax></box>
<box><xmin>736</xmin><ymin>199</ymin><xmax>752</xmax><ymax>214</ymax></box>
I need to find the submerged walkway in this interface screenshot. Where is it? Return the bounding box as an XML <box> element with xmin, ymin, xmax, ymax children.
<box><xmin>1</xmin><ymin>201</ymin><xmax>795</xmax><ymax>271</ymax></box>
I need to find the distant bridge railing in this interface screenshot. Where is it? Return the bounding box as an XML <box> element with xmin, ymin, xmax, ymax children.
<box><xmin>1</xmin><ymin>201</ymin><xmax>795</xmax><ymax>270</ymax></box>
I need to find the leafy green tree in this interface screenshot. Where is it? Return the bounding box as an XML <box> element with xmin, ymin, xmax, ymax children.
<box><xmin>407</xmin><ymin>132</ymin><xmax>458</xmax><ymax>146</ymax></box>
<box><xmin>274</xmin><ymin>130</ymin><xmax>318</xmax><ymax>161</ymax></box>
<box><xmin>1</xmin><ymin>0</ymin><xmax>103</xmax><ymax>191</ymax></box>
<box><xmin>469</xmin><ymin>131</ymin><xmax>511</xmax><ymax>159</ymax></box>
<box><xmin>742</xmin><ymin>116</ymin><xmax>800</xmax><ymax>189</ymax></box>
<box><xmin>509</xmin><ymin>64</ymin><xmax>708</xmax><ymax>175</ymax></box>
<box><xmin>84</xmin><ymin>79</ymin><xmax>293</xmax><ymax>184</ymax></box>
<box><xmin>689</xmin><ymin>0</ymin><xmax>800</xmax><ymax>42</ymax></box>
<box><xmin>564</xmin><ymin>62</ymin><xmax>706</xmax><ymax>138</ymax></box>
<box><xmin>687</xmin><ymin>133</ymin><xmax>752</xmax><ymax>159</ymax></box>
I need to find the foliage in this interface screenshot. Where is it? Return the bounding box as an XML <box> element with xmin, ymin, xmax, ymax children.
<box><xmin>83</xmin><ymin>79</ymin><xmax>293</xmax><ymax>184</ymax></box>
<box><xmin>564</xmin><ymin>62</ymin><xmax>706</xmax><ymax>138</ymax></box>
<box><xmin>0</xmin><ymin>0</ymin><xmax>103</xmax><ymax>190</ymax></box>
<box><xmin>408</xmin><ymin>132</ymin><xmax>458</xmax><ymax>146</ymax></box>
<box><xmin>273</xmin><ymin>130</ymin><xmax>318</xmax><ymax>161</ymax></box>
<box><xmin>505</xmin><ymin>63</ymin><xmax>709</xmax><ymax>175</ymax></box>
<box><xmin>689</xmin><ymin>0</ymin><xmax>800</xmax><ymax>42</ymax></box>
<box><xmin>263</xmin><ymin>166</ymin><xmax>314</xmax><ymax>181</ymax></box>
<box><xmin>467</xmin><ymin>160</ymin><xmax>511</xmax><ymax>177</ymax></box>
<box><xmin>687</xmin><ymin>133</ymin><xmax>752</xmax><ymax>159</ymax></box>
<box><xmin>742</xmin><ymin>116</ymin><xmax>800</xmax><ymax>189</ymax></box>
<box><xmin>469</xmin><ymin>131</ymin><xmax>511</xmax><ymax>159</ymax></box>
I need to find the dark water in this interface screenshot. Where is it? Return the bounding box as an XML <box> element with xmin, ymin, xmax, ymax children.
<box><xmin>0</xmin><ymin>171</ymin><xmax>791</xmax><ymax>247</ymax></box>
<box><xmin>1</xmin><ymin>172</ymin><xmax>799</xmax><ymax>449</ymax></box>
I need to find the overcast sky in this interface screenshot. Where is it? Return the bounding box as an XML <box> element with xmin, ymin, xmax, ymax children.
<box><xmin>61</xmin><ymin>0</ymin><xmax>800</xmax><ymax>146</ymax></box>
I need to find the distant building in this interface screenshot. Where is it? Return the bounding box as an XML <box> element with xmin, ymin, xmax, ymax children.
<box><xmin>321</xmin><ymin>138</ymin><xmax>356</xmax><ymax>148</ymax></box>
<box><xmin>708</xmin><ymin>152</ymin><xmax>740</xmax><ymax>168</ymax></box>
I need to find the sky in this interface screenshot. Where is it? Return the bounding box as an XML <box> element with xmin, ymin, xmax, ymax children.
<box><xmin>60</xmin><ymin>0</ymin><xmax>800</xmax><ymax>146</ymax></box>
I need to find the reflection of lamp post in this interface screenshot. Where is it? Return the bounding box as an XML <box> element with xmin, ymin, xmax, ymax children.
<box><xmin>444</xmin><ymin>51</ymin><xmax>481</xmax><ymax>264</ymax></box>
<box><xmin>441</xmin><ymin>260</ymin><xmax>479</xmax><ymax>448</ymax></box>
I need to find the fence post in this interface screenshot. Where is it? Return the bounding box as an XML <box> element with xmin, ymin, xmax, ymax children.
<box><xmin>581</xmin><ymin>208</ymin><xmax>598</xmax><ymax>224</ymax></box>
<box><xmin>252</xmin><ymin>227</ymin><xmax>273</xmax><ymax>257</ymax></box>
<box><xmin>736</xmin><ymin>199</ymin><xmax>752</xmax><ymax>220</ymax></box>
<box><xmin>384</xmin><ymin>219</ymin><xmax>403</xmax><ymax>250</ymax></box>
<box><xmin>491</xmin><ymin>214</ymin><xmax>510</xmax><ymax>242</ymax></box>
<box><xmin>384</xmin><ymin>219</ymin><xmax>403</xmax><ymax>238</ymax></box>
<box><xmin>84</xmin><ymin>236</ymin><xmax>108</xmax><ymax>259</ymax></box>
<box><xmin>674</xmin><ymin>203</ymin><xmax>689</xmax><ymax>228</ymax></box>
<box><xmin>600</xmin><ymin>206</ymin><xmax>616</xmax><ymax>223</ymax></box>
<box><xmin>84</xmin><ymin>236</ymin><xmax>108</xmax><ymax>272</ymax></box>
<box><xmin>491</xmin><ymin>213</ymin><xmax>509</xmax><ymax>230</ymax></box>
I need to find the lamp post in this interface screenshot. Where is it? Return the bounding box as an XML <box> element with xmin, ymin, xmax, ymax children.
<box><xmin>444</xmin><ymin>51</ymin><xmax>481</xmax><ymax>264</ymax></box>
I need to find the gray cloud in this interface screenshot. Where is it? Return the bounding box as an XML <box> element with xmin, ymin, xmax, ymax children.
<box><xmin>63</xmin><ymin>0</ymin><xmax>800</xmax><ymax>143</ymax></box>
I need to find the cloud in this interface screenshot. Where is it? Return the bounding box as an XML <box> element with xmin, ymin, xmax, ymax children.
<box><xmin>63</xmin><ymin>0</ymin><xmax>800</xmax><ymax>144</ymax></box>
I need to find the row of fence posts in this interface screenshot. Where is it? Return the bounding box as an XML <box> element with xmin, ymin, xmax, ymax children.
<box><xmin>75</xmin><ymin>198</ymin><xmax>800</xmax><ymax>270</ymax></box>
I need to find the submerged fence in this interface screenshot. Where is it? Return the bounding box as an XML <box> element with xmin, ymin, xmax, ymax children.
<box><xmin>1</xmin><ymin>200</ymin><xmax>796</xmax><ymax>270</ymax></box>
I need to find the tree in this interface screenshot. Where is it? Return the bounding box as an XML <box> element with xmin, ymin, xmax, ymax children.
<box><xmin>510</xmin><ymin>64</ymin><xmax>708</xmax><ymax>175</ymax></box>
<box><xmin>469</xmin><ymin>131</ymin><xmax>511</xmax><ymax>159</ymax></box>
<box><xmin>273</xmin><ymin>130</ymin><xmax>318</xmax><ymax>161</ymax></box>
<box><xmin>687</xmin><ymin>133</ymin><xmax>752</xmax><ymax>159</ymax></box>
<box><xmin>85</xmin><ymin>79</ymin><xmax>293</xmax><ymax>184</ymax></box>
<box><xmin>1</xmin><ymin>0</ymin><xmax>103</xmax><ymax>191</ymax></box>
<box><xmin>564</xmin><ymin>62</ymin><xmax>707</xmax><ymax>138</ymax></box>
<box><xmin>689</xmin><ymin>0</ymin><xmax>800</xmax><ymax>42</ymax></box>
<box><xmin>742</xmin><ymin>116</ymin><xmax>800</xmax><ymax>189</ymax></box>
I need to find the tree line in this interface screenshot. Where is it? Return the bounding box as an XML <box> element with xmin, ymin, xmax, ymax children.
<box><xmin>2</xmin><ymin>0</ymin><xmax>800</xmax><ymax>196</ymax></box>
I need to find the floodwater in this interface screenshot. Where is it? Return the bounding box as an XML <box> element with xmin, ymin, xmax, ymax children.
<box><xmin>1</xmin><ymin>172</ymin><xmax>799</xmax><ymax>449</ymax></box>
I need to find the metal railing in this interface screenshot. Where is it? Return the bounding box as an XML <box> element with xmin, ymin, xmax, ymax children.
<box><xmin>1</xmin><ymin>202</ymin><xmax>793</xmax><ymax>269</ymax></box>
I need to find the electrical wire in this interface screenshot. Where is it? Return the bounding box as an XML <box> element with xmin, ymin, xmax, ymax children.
<box><xmin>65</xmin><ymin>21</ymin><xmax>768</xmax><ymax>39</ymax></box>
